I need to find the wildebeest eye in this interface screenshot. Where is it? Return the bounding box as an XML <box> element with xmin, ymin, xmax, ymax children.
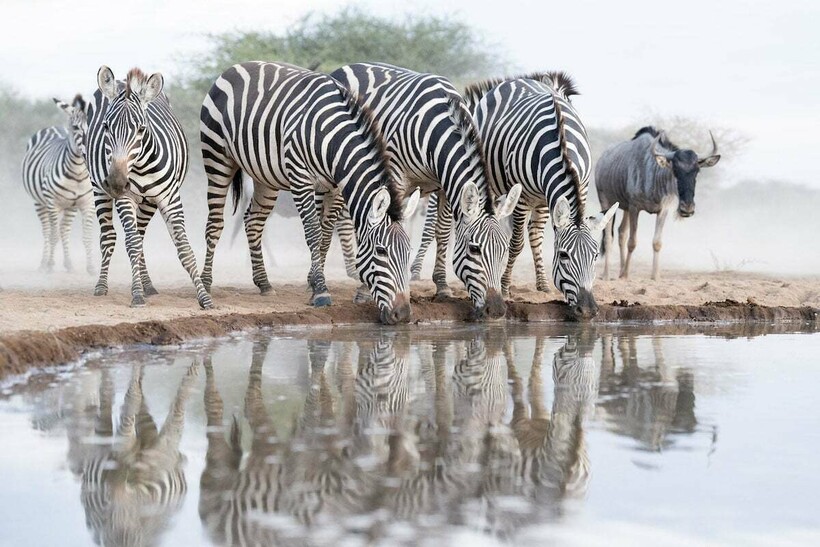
<box><xmin>558</xmin><ymin>250</ymin><xmax>570</xmax><ymax>262</ymax></box>
<box><xmin>468</xmin><ymin>243</ymin><xmax>481</xmax><ymax>254</ymax></box>
<box><xmin>375</xmin><ymin>246</ymin><xmax>388</xmax><ymax>257</ymax></box>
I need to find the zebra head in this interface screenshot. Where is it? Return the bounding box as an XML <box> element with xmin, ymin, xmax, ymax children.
<box><xmin>95</xmin><ymin>66</ymin><xmax>163</xmax><ymax>199</ymax></box>
<box><xmin>53</xmin><ymin>95</ymin><xmax>87</xmax><ymax>156</ymax></box>
<box><xmin>454</xmin><ymin>182</ymin><xmax>522</xmax><ymax>319</ymax></box>
<box><xmin>357</xmin><ymin>187</ymin><xmax>420</xmax><ymax>324</ymax></box>
<box><xmin>552</xmin><ymin>196</ymin><xmax>618</xmax><ymax>320</ymax></box>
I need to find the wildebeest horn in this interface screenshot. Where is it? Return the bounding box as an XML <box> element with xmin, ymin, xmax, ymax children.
<box><xmin>703</xmin><ymin>131</ymin><xmax>718</xmax><ymax>158</ymax></box>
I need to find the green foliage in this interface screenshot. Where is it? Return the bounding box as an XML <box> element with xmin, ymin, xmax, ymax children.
<box><xmin>181</xmin><ymin>8</ymin><xmax>507</xmax><ymax>92</ymax></box>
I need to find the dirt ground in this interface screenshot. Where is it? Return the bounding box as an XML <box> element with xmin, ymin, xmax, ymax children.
<box><xmin>1</xmin><ymin>269</ymin><xmax>819</xmax><ymax>335</ymax></box>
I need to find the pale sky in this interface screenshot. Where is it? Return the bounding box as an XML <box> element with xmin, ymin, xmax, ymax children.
<box><xmin>4</xmin><ymin>0</ymin><xmax>818</xmax><ymax>187</ymax></box>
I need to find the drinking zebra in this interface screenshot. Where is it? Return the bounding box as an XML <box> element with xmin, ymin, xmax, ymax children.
<box><xmin>464</xmin><ymin>73</ymin><xmax>618</xmax><ymax>319</ymax></box>
<box><xmin>66</xmin><ymin>362</ymin><xmax>198</xmax><ymax>546</ymax></box>
<box><xmin>329</xmin><ymin>63</ymin><xmax>522</xmax><ymax>320</ymax></box>
<box><xmin>199</xmin><ymin>62</ymin><xmax>418</xmax><ymax>324</ymax></box>
<box><xmin>21</xmin><ymin>94</ymin><xmax>95</xmax><ymax>274</ymax></box>
<box><xmin>85</xmin><ymin>66</ymin><xmax>212</xmax><ymax>309</ymax></box>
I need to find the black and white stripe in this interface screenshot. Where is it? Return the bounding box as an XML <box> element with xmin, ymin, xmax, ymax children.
<box><xmin>21</xmin><ymin>95</ymin><xmax>95</xmax><ymax>274</ymax></box>
<box><xmin>85</xmin><ymin>66</ymin><xmax>212</xmax><ymax>309</ymax></box>
<box><xmin>199</xmin><ymin>62</ymin><xmax>416</xmax><ymax>324</ymax></box>
<box><xmin>329</xmin><ymin>63</ymin><xmax>521</xmax><ymax>319</ymax></box>
<box><xmin>466</xmin><ymin>73</ymin><xmax>618</xmax><ymax>319</ymax></box>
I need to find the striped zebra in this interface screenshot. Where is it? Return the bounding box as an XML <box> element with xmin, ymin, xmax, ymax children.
<box><xmin>460</xmin><ymin>73</ymin><xmax>618</xmax><ymax>319</ymax></box>
<box><xmin>66</xmin><ymin>362</ymin><xmax>197</xmax><ymax>547</ymax></box>
<box><xmin>199</xmin><ymin>62</ymin><xmax>418</xmax><ymax>324</ymax></box>
<box><xmin>329</xmin><ymin>63</ymin><xmax>522</xmax><ymax>319</ymax></box>
<box><xmin>21</xmin><ymin>94</ymin><xmax>95</xmax><ymax>274</ymax></box>
<box><xmin>86</xmin><ymin>66</ymin><xmax>212</xmax><ymax>309</ymax></box>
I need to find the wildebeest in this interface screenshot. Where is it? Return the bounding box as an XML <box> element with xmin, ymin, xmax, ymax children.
<box><xmin>595</xmin><ymin>127</ymin><xmax>720</xmax><ymax>280</ymax></box>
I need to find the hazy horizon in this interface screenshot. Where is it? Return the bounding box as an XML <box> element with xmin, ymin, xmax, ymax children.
<box><xmin>3</xmin><ymin>0</ymin><xmax>818</xmax><ymax>188</ymax></box>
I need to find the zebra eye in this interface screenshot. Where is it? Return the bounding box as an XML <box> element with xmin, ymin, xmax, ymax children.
<box><xmin>558</xmin><ymin>251</ymin><xmax>570</xmax><ymax>263</ymax></box>
<box><xmin>375</xmin><ymin>246</ymin><xmax>388</xmax><ymax>257</ymax></box>
<box><xmin>468</xmin><ymin>243</ymin><xmax>481</xmax><ymax>254</ymax></box>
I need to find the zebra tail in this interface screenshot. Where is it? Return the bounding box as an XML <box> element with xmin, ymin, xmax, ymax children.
<box><xmin>230</xmin><ymin>170</ymin><xmax>243</xmax><ymax>215</ymax></box>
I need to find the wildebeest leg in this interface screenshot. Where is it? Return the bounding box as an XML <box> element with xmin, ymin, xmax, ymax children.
<box><xmin>651</xmin><ymin>209</ymin><xmax>669</xmax><ymax>281</ymax></box>
<box><xmin>617</xmin><ymin>210</ymin><xmax>630</xmax><ymax>278</ymax></box>
<box><xmin>620</xmin><ymin>208</ymin><xmax>639</xmax><ymax>279</ymax></box>
<box><xmin>602</xmin><ymin>209</ymin><xmax>617</xmax><ymax>280</ymax></box>
<box><xmin>528</xmin><ymin>205</ymin><xmax>550</xmax><ymax>292</ymax></box>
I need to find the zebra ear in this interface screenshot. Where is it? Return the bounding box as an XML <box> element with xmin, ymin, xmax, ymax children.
<box><xmin>495</xmin><ymin>184</ymin><xmax>522</xmax><ymax>219</ymax></box>
<box><xmin>52</xmin><ymin>98</ymin><xmax>73</xmax><ymax>115</ymax></box>
<box><xmin>368</xmin><ymin>186</ymin><xmax>392</xmax><ymax>226</ymax></box>
<box><xmin>552</xmin><ymin>196</ymin><xmax>572</xmax><ymax>230</ymax></box>
<box><xmin>140</xmin><ymin>72</ymin><xmax>164</xmax><ymax>105</ymax></box>
<box><xmin>460</xmin><ymin>181</ymin><xmax>481</xmax><ymax>222</ymax></box>
<box><xmin>587</xmin><ymin>202</ymin><xmax>619</xmax><ymax>232</ymax></box>
<box><xmin>97</xmin><ymin>65</ymin><xmax>117</xmax><ymax>100</ymax></box>
<box><xmin>403</xmin><ymin>187</ymin><xmax>421</xmax><ymax>219</ymax></box>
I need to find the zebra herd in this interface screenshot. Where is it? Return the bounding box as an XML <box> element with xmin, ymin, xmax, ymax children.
<box><xmin>22</xmin><ymin>60</ymin><xmax>721</xmax><ymax>322</ymax></box>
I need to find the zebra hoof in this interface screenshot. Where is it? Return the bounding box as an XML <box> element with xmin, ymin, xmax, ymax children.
<box><xmin>93</xmin><ymin>285</ymin><xmax>108</xmax><ymax>297</ymax></box>
<box><xmin>259</xmin><ymin>284</ymin><xmax>274</xmax><ymax>295</ymax></box>
<box><xmin>433</xmin><ymin>288</ymin><xmax>453</xmax><ymax>301</ymax></box>
<box><xmin>64</xmin><ymin>264</ymin><xmax>74</xmax><ymax>273</ymax></box>
<box><xmin>313</xmin><ymin>294</ymin><xmax>332</xmax><ymax>307</ymax></box>
<box><xmin>410</xmin><ymin>272</ymin><xmax>422</xmax><ymax>282</ymax></box>
<box><xmin>144</xmin><ymin>285</ymin><xmax>159</xmax><ymax>296</ymax></box>
<box><xmin>353</xmin><ymin>288</ymin><xmax>373</xmax><ymax>304</ymax></box>
<box><xmin>199</xmin><ymin>294</ymin><xmax>214</xmax><ymax>310</ymax></box>
<box><xmin>130</xmin><ymin>295</ymin><xmax>146</xmax><ymax>308</ymax></box>
<box><xmin>536</xmin><ymin>283</ymin><xmax>550</xmax><ymax>293</ymax></box>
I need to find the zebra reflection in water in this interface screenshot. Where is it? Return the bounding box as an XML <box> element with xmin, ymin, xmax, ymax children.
<box><xmin>64</xmin><ymin>362</ymin><xmax>198</xmax><ymax>547</ymax></box>
<box><xmin>198</xmin><ymin>330</ymin><xmax>604</xmax><ymax>544</ymax></box>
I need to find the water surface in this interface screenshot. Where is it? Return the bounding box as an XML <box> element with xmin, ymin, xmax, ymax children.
<box><xmin>1</xmin><ymin>324</ymin><xmax>819</xmax><ymax>546</ymax></box>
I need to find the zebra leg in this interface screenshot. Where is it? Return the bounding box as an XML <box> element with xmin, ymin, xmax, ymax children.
<box><xmin>651</xmin><ymin>210</ymin><xmax>669</xmax><ymax>281</ymax></box>
<box><xmin>34</xmin><ymin>203</ymin><xmax>52</xmax><ymax>272</ymax></box>
<box><xmin>158</xmin><ymin>198</ymin><xmax>214</xmax><ymax>310</ymax></box>
<box><xmin>201</xmin><ymin>156</ymin><xmax>239</xmax><ymax>293</ymax></box>
<box><xmin>292</xmin><ymin>183</ymin><xmax>332</xmax><ymax>307</ymax></box>
<box><xmin>411</xmin><ymin>192</ymin><xmax>437</xmax><ymax>281</ymax></box>
<box><xmin>94</xmin><ymin>193</ymin><xmax>116</xmax><ymax>296</ymax></box>
<box><xmin>336</xmin><ymin>210</ymin><xmax>359</xmax><ymax>280</ymax></box>
<box><xmin>80</xmin><ymin>201</ymin><xmax>96</xmax><ymax>276</ymax></box>
<box><xmin>620</xmin><ymin>208</ymin><xmax>639</xmax><ymax>280</ymax></box>
<box><xmin>617</xmin><ymin>209</ymin><xmax>630</xmax><ymax>279</ymax></box>
<box><xmin>313</xmin><ymin>190</ymin><xmax>345</xmax><ymax>287</ymax></box>
<box><xmin>59</xmin><ymin>208</ymin><xmax>78</xmax><ymax>272</ymax></box>
<box><xmin>432</xmin><ymin>192</ymin><xmax>453</xmax><ymax>299</ymax></box>
<box><xmin>528</xmin><ymin>205</ymin><xmax>550</xmax><ymax>292</ymax></box>
<box><xmin>136</xmin><ymin>201</ymin><xmax>159</xmax><ymax>296</ymax></box>
<box><xmin>44</xmin><ymin>206</ymin><xmax>60</xmax><ymax>273</ymax></box>
<box><xmin>243</xmin><ymin>185</ymin><xmax>278</xmax><ymax>295</ymax></box>
<box><xmin>501</xmin><ymin>204</ymin><xmax>529</xmax><ymax>297</ymax></box>
<box><xmin>115</xmin><ymin>198</ymin><xmax>148</xmax><ymax>307</ymax></box>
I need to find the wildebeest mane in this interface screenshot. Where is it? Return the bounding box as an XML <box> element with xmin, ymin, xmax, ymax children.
<box><xmin>633</xmin><ymin>126</ymin><xmax>679</xmax><ymax>151</ymax></box>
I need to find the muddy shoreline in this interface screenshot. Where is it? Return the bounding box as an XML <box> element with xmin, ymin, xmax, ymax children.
<box><xmin>1</xmin><ymin>296</ymin><xmax>817</xmax><ymax>379</ymax></box>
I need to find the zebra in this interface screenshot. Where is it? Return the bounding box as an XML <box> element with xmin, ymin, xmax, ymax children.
<box><xmin>199</xmin><ymin>62</ymin><xmax>418</xmax><ymax>324</ymax></box>
<box><xmin>328</xmin><ymin>63</ymin><xmax>522</xmax><ymax>320</ymax></box>
<box><xmin>85</xmin><ymin>66</ymin><xmax>212</xmax><ymax>309</ymax></box>
<box><xmin>595</xmin><ymin>127</ymin><xmax>721</xmax><ymax>280</ymax></box>
<box><xmin>21</xmin><ymin>94</ymin><xmax>95</xmax><ymax>275</ymax></box>
<box><xmin>463</xmin><ymin>73</ymin><xmax>618</xmax><ymax>319</ymax></box>
<box><xmin>66</xmin><ymin>362</ymin><xmax>198</xmax><ymax>547</ymax></box>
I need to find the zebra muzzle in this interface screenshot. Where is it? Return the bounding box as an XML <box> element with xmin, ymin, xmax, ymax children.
<box><xmin>482</xmin><ymin>288</ymin><xmax>507</xmax><ymax>319</ymax></box>
<box><xmin>571</xmin><ymin>288</ymin><xmax>599</xmax><ymax>321</ymax></box>
<box><xmin>105</xmin><ymin>160</ymin><xmax>130</xmax><ymax>199</ymax></box>
<box><xmin>381</xmin><ymin>293</ymin><xmax>411</xmax><ymax>325</ymax></box>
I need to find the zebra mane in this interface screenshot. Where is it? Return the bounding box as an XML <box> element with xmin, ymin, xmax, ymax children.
<box><xmin>333</xmin><ymin>81</ymin><xmax>405</xmax><ymax>221</ymax></box>
<box><xmin>445</xmin><ymin>94</ymin><xmax>495</xmax><ymax>214</ymax></box>
<box><xmin>125</xmin><ymin>67</ymin><xmax>148</xmax><ymax>97</ymax></box>
<box><xmin>633</xmin><ymin>126</ymin><xmax>679</xmax><ymax>151</ymax></box>
<box><xmin>552</xmin><ymin>96</ymin><xmax>587</xmax><ymax>224</ymax></box>
<box><xmin>463</xmin><ymin>71</ymin><xmax>581</xmax><ymax>110</ymax></box>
